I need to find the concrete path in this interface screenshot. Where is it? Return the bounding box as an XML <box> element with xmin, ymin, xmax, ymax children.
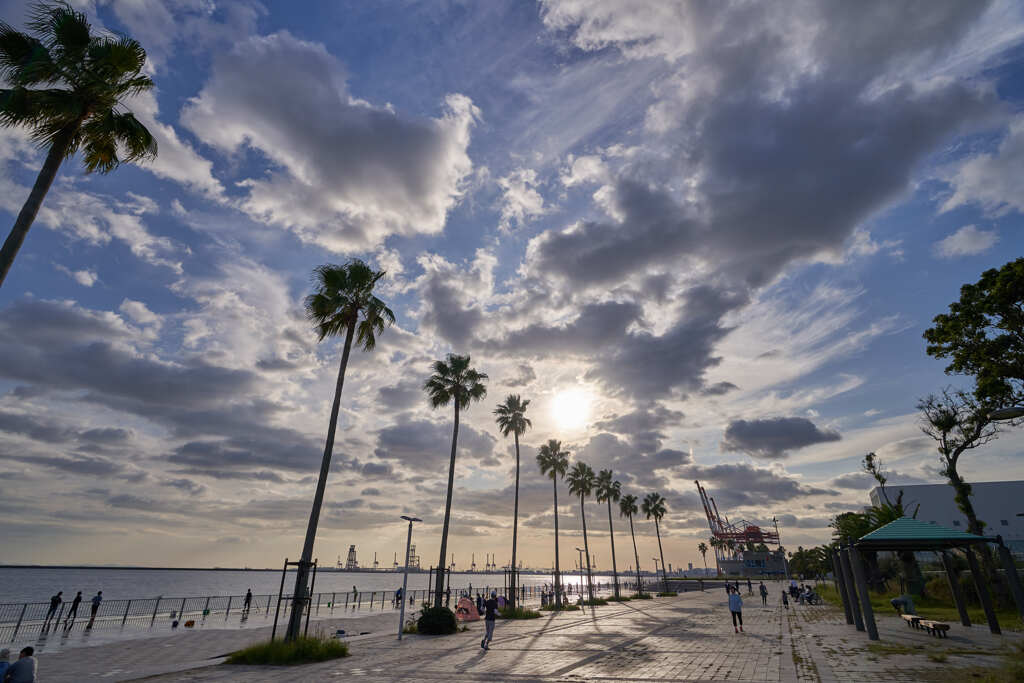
<box><xmin>33</xmin><ymin>589</ymin><xmax>1022</xmax><ymax>681</ymax></box>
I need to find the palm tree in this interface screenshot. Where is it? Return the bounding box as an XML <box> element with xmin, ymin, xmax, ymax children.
<box><xmin>697</xmin><ymin>542</ymin><xmax>708</xmax><ymax>574</ymax></box>
<box><xmin>0</xmin><ymin>2</ymin><xmax>157</xmax><ymax>286</ymax></box>
<box><xmin>642</xmin><ymin>492</ymin><xmax>669</xmax><ymax>593</ymax></box>
<box><xmin>619</xmin><ymin>493</ymin><xmax>642</xmax><ymax>593</ymax></box>
<box><xmin>424</xmin><ymin>353</ymin><xmax>487</xmax><ymax>608</ymax></box>
<box><xmin>566</xmin><ymin>461</ymin><xmax>597</xmax><ymax>601</ymax></box>
<box><xmin>494</xmin><ymin>394</ymin><xmax>531</xmax><ymax>607</ymax></box>
<box><xmin>595</xmin><ymin>469</ymin><xmax>622</xmax><ymax>597</ymax></box>
<box><xmin>287</xmin><ymin>260</ymin><xmax>394</xmax><ymax>640</ymax></box>
<box><xmin>537</xmin><ymin>439</ymin><xmax>568</xmax><ymax>606</ymax></box>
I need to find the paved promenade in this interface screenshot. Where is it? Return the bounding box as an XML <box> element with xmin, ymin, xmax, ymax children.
<box><xmin>33</xmin><ymin>588</ymin><xmax>1021</xmax><ymax>681</ymax></box>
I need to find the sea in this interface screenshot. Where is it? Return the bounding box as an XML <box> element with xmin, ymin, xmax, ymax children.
<box><xmin>0</xmin><ymin>566</ymin><xmax>623</xmax><ymax>604</ymax></box>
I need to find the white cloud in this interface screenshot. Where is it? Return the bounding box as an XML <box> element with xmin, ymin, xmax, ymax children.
<box><xmin>497</xmin><ymin>168</ymin><xmax>547</xmax><ymax>230</ymax></box>
<box><xmin>933</xmin><ymin>224</ymin><xmax>998</xmax><ymax>258</ymax></box>
<box><xmin>941</xmin><ymin>117</ymin><xmax>1024</xmax><ymax>215</ymax></box>
<box><xmin>55</xmin><ymin>265</ymin><xmax>99</xmax><ymax>287</ymax></box>
<box><xmin>181</xmin><ymin>31</ymin><xmax>479</xmax><ymax>252</ymax></box>
<box><xmin>119</xmin><ymin>299</ymin><xmax>161</xmax><ymax>327</ymax></box>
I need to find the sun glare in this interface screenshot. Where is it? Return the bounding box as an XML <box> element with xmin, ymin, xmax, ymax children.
<box><xmin>550</xmin><ymin>388</ymin><xmax>592</xmax><ymax>431</ymax></box>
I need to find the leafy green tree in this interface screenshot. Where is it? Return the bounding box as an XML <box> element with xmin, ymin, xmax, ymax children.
<box><xmin>0</xmin><ymin>2</ymin><xmax>157</xmax><ymax>286</ymax></box>
<box><xmin>424</xmin><ymin>353</ymin><xmax>487</xmax><ymax>607</ymax></box>
<box><xmin>537</xmin><ymin>439</ymin><xmax>569</xmax><ymax>605</ymax></box>
<box><xmin>494</xmin><ymin>394</ymin><xmax>531</xmax><ymax>607</ymax></box>
<box><xmin>595</xmin><ymin>469</ymin><xmax>622</xmax><ymax>597</ymax></box>
<box><xmin>697</xmin><ymin>542</ymin><xmax>708</xmax><ymax>574</ymax></box>
<box><xmin>924</xmin><ymin>258</ymin><xmax>1024</xmax><ymax>406</ymax></box>
<box><xmin>642</xmin><ymin>492</ymin><xmax>669</xmax><ymax>592</ymax></box>
<box><xmin>566</xmin><ymin>461</ymin><xmax>597</xmax><ymax>601</ymax></box>
<box><xmin>619</xmin><ymin>494</ymin><xmax>642</xmax><ymax>592</ymax></box>
<box><xmin>863</xmin><ymin>452</ymin><xmax>925</xmax><ymax>594</ymax></box>
<box><xmin>288</xmin><ymin>260</ymin><xmax>394</xmax><ymax>640</ymax></box>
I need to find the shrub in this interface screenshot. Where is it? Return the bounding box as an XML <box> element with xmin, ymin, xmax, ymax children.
<box><xmin>582</xmin><ymin>597</ymin><xmax>608</xmax><ymax>606</ymax></box>
<box><xmin>634</xmin><ymin>593</ymin><xmax>653</xmax><ymax>599</ymax></box>
<box><xmin>226</xmin><ymin>634</ymin><xmax>348</xmax><ymax>666</ymax></box>
<box><xmin>608</xmin><ymin>595</ymin><xmax>632</xmax><ymax>602</ymax></box>
<box><xmin>500</xmin><ymin>606</ymin><xmax>541</xmax><ymax>619</ymax></box>
<box><xmin>416</xmin><ymin>606</ymin><xmax>457</xmax><ymax>635</ymax></box>
<box><xmin>402</xmin><ymin>620</ymin><xmax>417</xmax><ymax>634</ymax></box>
<box><xmin>657</xmin><ymin>591</ymin><xmax>678</xmax><ymax>597</ymax></box>
<box><xmin>540</xmin><ymin>603</ymin><xmax>581</xmax><ymax>611</ymax></box>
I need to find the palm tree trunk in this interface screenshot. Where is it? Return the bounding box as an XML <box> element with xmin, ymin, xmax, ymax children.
<box><xmin>286</xmin><ymin>319</ymin><xmax>355</xmax><ymax>640</ymax></box>
<box><xmin>553</xmin><ymin>478</ymin><xmax>562</xmax><ymax>606</ymax></box>
<box><xmin>606</xmin><ymin>499</ymin><xmax>619</xmax><ymax>597</ymax></box>
<box><xmin>434</xmin><ymin>400</ymin><xmax>460</xmax><ymax>607</ymax></box>
<box><xmin>510</xmin><ymin>430</ymin><xmax>521</xmax><ymax>608</ymax></box>
<box><xmin>655</xmin><ymin>518</ymin><xmax>668</xmax><ymax>593</ymax></box>
<box><xmin>629</xmin><ymin>515</ymin><xmax>641</xmax><ymax>593</ymax></box>
<box><xmin>581</xmin><ymin>497</ymin><xmax>594</xmax><ymax>601</ymax></box>
<box><xmin>0</xmin><ymin>124</ymin><xmax>78</xmax><ymax>287</ymax></box>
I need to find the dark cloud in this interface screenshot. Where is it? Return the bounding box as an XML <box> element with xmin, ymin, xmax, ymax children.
<box><xmin>373</xmin><ymin>417</ymin><xmax>497</xmax><ymax>473</ymax></box>
<box><xmin>0</xmin><ymin>410</ymin><xmax>77</xmax><ymax>443</ymax></box>
<box><xmin>376</xmin><ymin>380</ymin><xmax>423</xmax><ymax>412</ymax></box>
<box><xmin>504</xmin><ymin>364</ymin><xmax>536</xmax><ymax>388</ymax></box>
<box><xmin>681</xmin><ymin>462</ymin><xmax>838</xmax><ymax>507</ymax></box>
<box><xmin>721</xmin><ymin>417</ymin><xmax>840</xmax><ymax>459</ymax></box>
<box><xmin>360</xmin><ymin>487</ymin><xmax>381</xmax><ymax>496</ymax></box>
<box><xmin>483</xmin><ymin>301</ymin><xmax>643</xmax><ymax>356</ymax></box>
<box><xmin>168</xmin><ymin>438</ymin><xmax>319</xmax><ymax>473</ymax></box>
<box><xmin>161</xmin><ymin>478</ymin><xmax>206</xmax><ymax>495</ymax></box>
<box><xmin>593</xmin><ymin>404</ymin><xmax>684</xmax><ymax>453</ymax></box>
<box><xmin>0</xmin><ymin>452</ymin><xmax>125</xmax><ymax>477</ymax></box>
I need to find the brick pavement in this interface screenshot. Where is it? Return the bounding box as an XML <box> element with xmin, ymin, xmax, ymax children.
<box><xmin>33</xmin><ymin>586</ymin><xmax>1023</xmax><ymax>681</ymax></box>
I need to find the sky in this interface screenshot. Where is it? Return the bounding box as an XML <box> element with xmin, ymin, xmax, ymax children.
<box><xmin>1</xmin><ymin>0</ymin><xmax>1024</xmax><ymax>573</ymax></box>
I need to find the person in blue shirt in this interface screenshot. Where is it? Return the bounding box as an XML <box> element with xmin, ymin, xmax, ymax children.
<box><xmin>728</xmin><ymin>586</ymin><xmax>743</xmax><ymax>633</ymax></box>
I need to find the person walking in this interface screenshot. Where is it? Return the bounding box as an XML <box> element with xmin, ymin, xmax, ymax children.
<box><xmin>481</xmin><ymin>591</ymin><xmax>498</xmax><ymax>650</ymax></box>
<box><xmin>781</xmin><ymin>590</ymin><xmax>789</xmax><ymax>609</ymax></box>
<box><xmin>728</xmin><ymin>587</ymin><xmax>743</xmax><ymax>633</ymax></box>
<box><xmin>86</xmin><ymin>591</ymin><xmax>102</xmax><ymax>629</ymax></box>
<box><xmin>4</xmin><ymin>647</ymin><xmax>36</xmax><ymax>683</ymax></box>
<box><xmin>746</xmin><ymin>578</ymin><xmax>752</xmax><ymax>595</ymax></box>
<box><xmin>43</xmin><ymin>592</ymin><xmax>62</xmax><ymax>625</ymax></box>
<box><xmin>63</xmin><ymin>591</ymin><xmax>82</xmax><ymax>627</ymax></box>
<box><xmin>759</xmin><ymin>581</ymin><xmax>768</xmax><ymax>606</ymax></box>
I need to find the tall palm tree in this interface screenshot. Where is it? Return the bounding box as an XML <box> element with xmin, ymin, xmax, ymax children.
<box><xmin>697</xmin><ymin>542</ymin><xmax>708</xmax><ymax>574</ymax></box>
<box><xmin>0</xmin><ymin>2</ymin><xmax>157</xmax><ymax>287</ymax></box>
<box><xmin>619</xmin><ymin>493</ymin><xmax>642</xmax><ymax>593</ymax></box>
<box><xmin>494</xmin><ymin>394</ymin><xmax>531</xmax><ymax>608</ymax></box>
<box><xmin>595</xmin><ymin>469</ymin><xmax>622</xmax><ymax>597</ymax></box>
<box><xmin>537</xmin><ymin>439</ymin><xmax>568</xmax><ymax>606</ymax></box>
<box><xmin>287</xmin><ymin>260</ymin><xmax>394</xmax><ymax>640</ymax></box>
<box><xmin>642</xmin><ymin>492</ymin><xmax>669</xmax><ymax>593</ymax></box>
<box><xmin>709</xmin><ymin>537</ymin><xmax>723</xmax><ymax>576</ymax></box>
<box><xmin>566</xmin><ymin>461</ymin><xmax>597</xmax><ymax>601</ymax></box>
<box><xmin>424</xmin><ymin>353</ymin><xmax>487</xmax><ymax>608</ymax></box>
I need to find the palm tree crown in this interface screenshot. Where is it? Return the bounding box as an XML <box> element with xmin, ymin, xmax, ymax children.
<box><xmin>305</xmin><ymin>261</ymin><xmax>395</xmax><ymax>348</ymax></box>
<box><xmin>595</xmin><ymin>470</ymin><xmax>621</xmax><ymax>505</ymax></box>
<box><xmin>0</xmin><ymin>2</ymin><xmax>158</xmax><ymax>285</ymax></box>
<box><xmin>494</xmin><ymin>394</ymin><xmax>531</xmax><ymax>436</ymax></box>
<box><xmin>642</xmin><ymin>492</ymin><xmax>666</xmax><ymax>521</ymax></box>
<box><xmin>424</xmin><ymin>353</ymin><xmax>488</xmax><ymax>409</ymax></box>
<box><xmin>537</xmin><ymin>440</ymin><xmax>569</xmax><ymax>480</ymax></box>
<box><xmin>619</xmin><ymin>494</ymin><xmax>639</xmax><ymax>519</ymax></box>
<box><xmin>566</xmin><ymin>461</ymin><xmax>596</xmax><ymax>498</ymax></box>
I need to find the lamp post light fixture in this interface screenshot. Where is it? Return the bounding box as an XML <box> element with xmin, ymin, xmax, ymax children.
<box><xmin>397</xmin><ymin>515</ymin><xmax>422</xmax><ymax>640</ymax></box>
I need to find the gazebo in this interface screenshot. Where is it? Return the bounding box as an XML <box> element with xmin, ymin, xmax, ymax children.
<box><xmin>829</xmin><ymin>517</ymin><xmax>1024</xmax><ymax>640</ymax></box>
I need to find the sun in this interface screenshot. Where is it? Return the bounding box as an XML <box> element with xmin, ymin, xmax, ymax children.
<box><xmin>550</xmin><ymin>388</ymin><xmax>592</xmax><ymax>431</ymax></box>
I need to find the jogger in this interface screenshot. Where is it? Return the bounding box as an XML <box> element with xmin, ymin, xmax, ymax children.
<box><xmin>728</xmin><ymin>586</ymin><xmax>743</xmax><ymax>633</ymax></box>
<box><xmin>481</xmin><ymin>591</ymin><xmax>498</xmax><ymax>650</ymax></box>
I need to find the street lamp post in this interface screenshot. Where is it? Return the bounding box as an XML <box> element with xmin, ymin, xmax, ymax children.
<box><xmin>575</xmin><ymin>548</ymin><xmax>585</xmax><ymax>601</ymax></box>
<box><xmin>397</xmin><ymin>515</ymin><xmax>422</xmax><ymax>640</ymax></box>
<box><xmin>652</xmin><ymin>558</ymin><xmax>660</xmax><ymax>593</ymax></box>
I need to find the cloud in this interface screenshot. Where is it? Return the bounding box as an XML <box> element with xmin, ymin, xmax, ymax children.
<box><xmin>721</xmin><ymin>417</ymin><xmax>841</xmax><ymax>460</ymax></box>
<box><xmin>55</xmin><ymin>265</ymin><xmax>98</xmax><ymax>287</ymax></box>
<box><xmin>933</xmin><ymin>224</ymin><xmax>998</xmax><ymax>258</ymax></box>
<box><xmin>373</xmin><ymin>417</ymin><xmax>498</xmax><ymax>473</ymax></box>
<box><xmin>681</xmin><ymin>461</ymin><xmax>838</xmax><ymax>507</ymax></box>
<box><xmin>119</xmin><ymin>299</ymin><xmax>162</xmax><ymax>327</ymax></box>
<box><xmin>182</xmin><ymin>31</ymin><xmax>479</xmax><ymax>251</ymax></box>
<box><xmin>503</xmin><ymin>364</ymin><xmax>536</xmax><ymax>388</ymax></box>
<box><xmin>941</xmin><ymin>116</ymin><xmax>1024</xmax><ymax>215</ymax></box>
<box><xmin>497</xmin><ymin>168</ymin><xmax>547</xmax><ymax>230</ymax></box>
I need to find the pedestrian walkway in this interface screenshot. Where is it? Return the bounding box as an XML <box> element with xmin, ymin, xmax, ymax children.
<box><xmin>33</xmin><ymin>587</ymin><xmax>1023</xmax><ymax>681</ymax></box>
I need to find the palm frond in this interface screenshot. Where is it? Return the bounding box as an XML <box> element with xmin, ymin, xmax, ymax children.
<box><xmin>0</xmin><ymin>24</ymin><xmax>57</xmax><ymax>86</ymax></box>
<box><xmin>28</xmin><ymin>2</ymin><xmax>90</xmax><ymax>57</ymax></box>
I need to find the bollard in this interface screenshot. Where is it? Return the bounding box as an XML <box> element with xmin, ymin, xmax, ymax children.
<box><xmin>122</xmin><ymin>600</ymin><xmax>132</xmax><ymax>626</ymax></box>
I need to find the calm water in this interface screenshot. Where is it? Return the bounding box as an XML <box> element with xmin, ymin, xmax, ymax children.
<box><xmin>0</xmin><ymin>566</ymin><xmax>624</xmax><ymax>603</ymax></box>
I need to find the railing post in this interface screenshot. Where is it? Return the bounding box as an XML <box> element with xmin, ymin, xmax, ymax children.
<box><xmin>122</xmin><ymin>600</ymin><xmax>131</xmax><ymax>626</ymax></box>
<box><xmin>151</xmin><ymin>598</ymin><xmax>160</xmax><ymax>626</ymax></box>
<box><xmin>179</xmin><ymin>598</ymin><xmax>187</xmax><ymax>621</ymax></box>
<box><xmin>331</xmin><ymin>592</ymin><xmax>336</xmax><ymax>612</ymax></box>
<box><xmin>266</xmin><ymin>594</ymin><xmax>272</xmax><ymax>616</ymax></box>
<box><xmin>225</xmin><ymin>596</ymin><xmax>233</xmax><ymax>620</ymax></box>
<box><xmin>11</xmin><ymin>603</ymin><xmax>27</xmax><ymax>640</ymax></box>
<box><xmin>203</xmin><ymin>596</ymin><xmax>211</xmax><ymax>618</ymax></box>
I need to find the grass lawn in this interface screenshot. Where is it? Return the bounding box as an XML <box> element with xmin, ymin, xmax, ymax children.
<box><xmin>818</xmin><ymin>584</ymin><xmax>1023</xmax><ymax>632</ymax></box>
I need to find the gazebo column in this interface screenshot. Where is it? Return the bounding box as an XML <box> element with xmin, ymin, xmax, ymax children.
<box><xmin>839</xmin><ymin>547</ymin><xmax>864</xmax><ymax>631</ymax></box>
<box><xmin>831</xmin><ymin>549</ymin><xmax>854</xmax><ymax>625</ymax></box>
<box><xmin>848</xmin><ymin>546</ymin><xmax>879</xmax><ymax>640</ymax></box>
<box><xmin>995</xmin><ymin>538</ymin><xmax>1024</xmax><ymax>625</ymax></box>
<box><xmin>939</xmin><ymin>551</ymin><xmax>971</xmax><ymax>627</ymax></box>
<box><xmin>965</xmin><ymin>548</ymin><xmax>1000</xmax><ymax>635</ymax></box>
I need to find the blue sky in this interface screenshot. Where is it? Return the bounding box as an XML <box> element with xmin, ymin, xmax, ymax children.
<box><xmin>1</xmin><ymin>0</ymin><xmax>1023</xmax><ymax>571</ymax></box>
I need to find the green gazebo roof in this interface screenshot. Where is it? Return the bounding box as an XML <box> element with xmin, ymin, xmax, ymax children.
<box><xmin>855</xmin><ymin>517</ymin><xmax>990</xmax><ymax>551</ymax></box>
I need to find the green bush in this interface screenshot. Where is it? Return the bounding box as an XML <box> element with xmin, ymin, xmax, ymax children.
<box><xmin>657</xmin><ymin>591</ymin><xmax>678</xmax><ymax>597</ymax></box>
<box><xmin>634</xmin><ymin>593</ymin><xmax>653</xmax><ymax>599</ymax></box>
<box><xmin>608</xmin><ymin>595</ymin><xmax>632</xmax><ymax>602</ymax></box>
<box><xmin>402</xmin><ymin>620</ymin><xmax>417</xmax><ymax>634</ymax></box>
<box><xmin>500</xmin><ymin>606</ymin><xmax>541</xmax><ymax>619</ymax></box>
<box><xmin>416</xmin><ymin>606</ymin><xmax>457</xmax><ymax>635</ymax></box>
<box><xmin>582</xmin><ymin>597</ymin><xmax>608</xmax><ymax>606</ymax></box>
<box><xmin>226</xmin><ymin>634</ymin><xmax>348</xmax><ymax>666</ymax></box>
<box><xmin>540</xmin><ymin>602</ymin><xmax>581</xmax><ymax>611</ymax></box>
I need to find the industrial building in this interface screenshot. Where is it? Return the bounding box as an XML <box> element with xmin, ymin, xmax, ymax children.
<box><xmin>871</xmin><ymin>480</ymin><xmax>1024</xmax><ymax>555</ymax></box>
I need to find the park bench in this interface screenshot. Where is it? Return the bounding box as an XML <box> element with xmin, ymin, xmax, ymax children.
<box><xmin>918</xmin><ymin>619</ymin><xmax>950</xmax><ymax>638</ymax></box>
<box><xmin>900</xmin><ymin>614</ymin><xmax>921</xmax><ymax>628</ymax></box>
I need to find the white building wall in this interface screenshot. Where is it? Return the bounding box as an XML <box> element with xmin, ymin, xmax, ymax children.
<box><xmin>870</xmin><ymin>481</ymin><xmax>1024</xmax><ymax>552</ymax></box>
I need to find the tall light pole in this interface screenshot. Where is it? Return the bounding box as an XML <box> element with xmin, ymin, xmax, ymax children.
<box><xmin>397</xmin><ymin>515</ymin><xmax>422</xmax><ymax>640</ymax></box>
<box><xmin>773</xmin><ymin>516</ymin><xmax>789</xmax><ymax>581</ymax></box>
<box><xmin>575</xmin><ymin>548</ymin><xmax>585</xmax><ymax>600</ymax></box>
